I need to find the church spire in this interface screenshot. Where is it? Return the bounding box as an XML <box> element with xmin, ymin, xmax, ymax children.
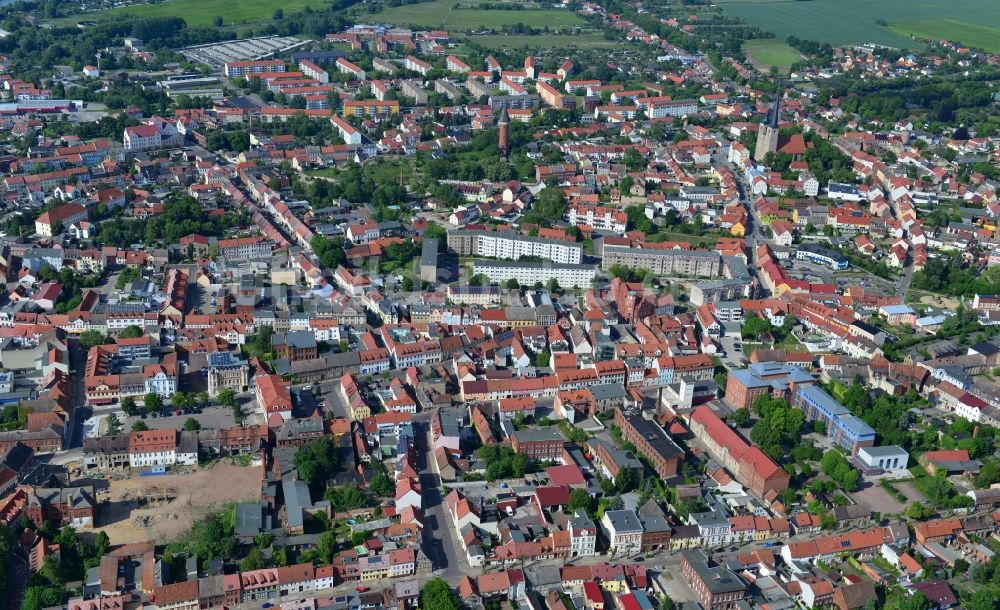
<box><xmin>767</xmin><ymin>94</ymin><xmax>781</xmax><ymax>129</ymax></box>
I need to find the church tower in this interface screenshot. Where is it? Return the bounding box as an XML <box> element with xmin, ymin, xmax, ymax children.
<box><xmin>754</xmin><ymin>94</ymin><xmax>781</xmax><ymax>162</ymax></box>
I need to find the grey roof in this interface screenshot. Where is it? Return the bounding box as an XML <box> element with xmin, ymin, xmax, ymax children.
<box><xmin>420</xmin><ymin>238</ymin><xmax>438</xmax><ymax>267</ymax></box>
<box><xmin>620</xmin><ymin>413</ymin><xmax>683</xmax><ymax>459</ymax></box>
<box><xmin>831</xmin><ymin>504</ymin><xmax>871</xmax><ymax>521</ymax></box>
<box><xmin>277</xmin><ymin>417</ymin><xmax>324</xmax><ymax>442</ymax></box>
<box><xmin>511</xmin><ymin>428</ymin><xmax>565</xmax><ymax>443</ymax></box>
<box><xmin>837</xmin><ymin>414</ymin><xmax>876</xmax><ymax>439</ymax></box>
<box><xmin>591</xmin><ymin>383</ymin><xmax>627</xmax><ymax>402</ymax></box>
<box><xmin>680</xmin><ymin>549</ymin><xmax>746</xmax><ymax>594</ymax></box>
<box><xmin>277</xmin><ymin>330</ymin><xmax>317</xmax><ymax>349</ymax></box>
<box><xmin>282</xmin><ymin>479</ymin><xmax>312</xmax><ymax>530</ymax></box>
<box><xmin>178</xmin><ymin>430</ymin><xmax>199</xmax><ymax>454</ymax></box>
<box><xmin>590</xmin><ymin>439</ymin><xmax>642</xmax><ymax>472</ymax></box>
<box><xmin>637</xmin><ymin>499</ymin><xmax>670</xmax><ymax>534</ymax></box>
<box><xmin>860</xmin><ymin>445</ymin><xmax>907</xmax><ymax>458</ymax></box>
<box><xmin>235</xmin><ymin>502</ymin><xmax>264</xmax><ymax>538</ymax></box>
<box><xmin>603</xmin><ymin>509</ymin><xmax>642</xmax><ymax>533</ymax></box>
<box><xmin>198</xmin><ymin>574</ymin><xmax>225</xmax><ymax>599</ymax></box>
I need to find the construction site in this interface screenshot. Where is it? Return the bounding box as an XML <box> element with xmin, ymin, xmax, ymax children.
<box><xmin>92</xmin><ymin>462</ymin><xmax>262</xmax><ymax>544</ymax></box>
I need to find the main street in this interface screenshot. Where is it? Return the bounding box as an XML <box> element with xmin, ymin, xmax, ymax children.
<box><xmin>417</xmin><ymin>419</ymin><xmax>479</xmax><ymax>582</ymax></box>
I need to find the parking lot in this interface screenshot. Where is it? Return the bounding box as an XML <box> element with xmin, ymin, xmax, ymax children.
<box><xmin>123</xmin><ymin>403</ymin><xmax>238</xmax><ymax>431</ymax></box>
<box><xmin>179</xmin><ymin>36</ymin><xmax>305</xmax><ymax>68</ymax></box>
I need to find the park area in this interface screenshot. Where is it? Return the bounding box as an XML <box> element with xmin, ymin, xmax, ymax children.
<box><xmin>718</xmin><ymin>0</ymin><xmax>1000</xmax><ymax>52</ymax></box>
<box><xmin>93</xmin><ymin>461</ymin><xmax>262</xmax><ymax>544</ymax></box>
<box><xmin>55</xmin><ymin>0</ymin><xmax>326</xmax><ymax>27</ymax></box>
<box><xmin>742</xmin><ymin>39</ymin><xmax>803</xmax><ymax>73</ymax></box>
<box><xmin>372</xmin><ymin>0</ymin><xmax>585</xmax><ymax>30</ymax></box>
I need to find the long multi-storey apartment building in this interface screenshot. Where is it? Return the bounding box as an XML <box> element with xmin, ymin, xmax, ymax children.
<box><xmin>447</xmin><ymin>230</ymin><xmax>583</xmax><ymax>264</ymax></box>
<box><xmin>601</xmin><ymin>244</ymin><xmax>723</xmax><ymax>277</ymax></box>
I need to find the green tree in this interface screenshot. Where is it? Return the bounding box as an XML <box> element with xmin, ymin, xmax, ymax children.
<box><xmin>121</xmin><ymin>396</ymin><xmax>138</xmax><ymax>417</ymax></box>
<box><xmin>240</xmin><ymin>547</ymin><xmax>265</xmax><ymax>571</ymax></box>
<box><xmin>254</xmin><ymin>532</ymin><xmax>274</xmax><ymax>549</ymax></box>
<box><xmin>966</xmin><ymin>589</ymin><xmax>999</xmax><ymax>610</ymax></box>
<box><xmin>295</xmin><ymin>437</ymin><xmax>342</xmax><ymax>489</ymax></box>
<box><xmin>622</xmin><ymin>147</ymin><xmax>646</xmax><ymax>171</ymax></box>
<box><xmin>79</xmin><ymin>330</ymin><xmax>113</xmax><ymax>349</ymax></box>
<box><xmin>615</xmin><ymin>468</ymin><xmax>636</xmax><ymax>493</ymax></box>
<box><xmin>820</xmin><ymin>450</ymin><xmax>860</xmax><ymax>492</ymax></box>
<box><xmin>750</xmin><ymin>396</ymin><xmax>805</xmax><ymax>461</ymax></box>
<box><xmin>369</xmin><ymin>472</ymin><xmax>392</xmax><ymax>497</ymax></box>
<box><xmin>106</xmin><ymin>412</ymin><xmax>122</xmax><ymax>436</ymax></box>
<box><xmin>421</xmin><ymin>578</ymin><xmax>461</xmax><ymax>610</ymax></box>
<box><xmin>131</xmin><ymin>420</ymin><xmax>149</xmax><ymax>432</ymax></box>
<box><xmin>568</xmin><ymin>488</ymin><xmax>593</xmax><ymax>513</ymax></box>
<box><xmin>325</xmin><ymin>483</ymin><xmax>367</xmax><ymax>512</ymax></box>
<box><xmin>742</xmin><ymin>311</ymin><xmax>770</xmax><ymax>340</ymax></box>
<box><xmin>145</xmin><ymin>393</ymin><xmax>163</xmax><ymax>412</ymax></box>
<box><xmin>535</xmin><ymin>349</ymin><xmax>551</xmax><ymax>368</ymax></box>
<box><xmin>317</xmin><ymin>529</ymin><xmax>337</xmax><ymax>563</ymax></box>
<box><xmin>21</xmin><ymin>586</ymin><xmax>64</xmax><ymax>610</ymax></box>
<box><xmin>120</xmin><ymin>325</ymin><xmax>144</xmax><ymax>338</ymax></box>
<box><xmin>183</xmin><ymin>418</ymin><xmax>201</xmax><ymax>432</ymax></box>
<box><xmin>727</xmin><ymin>408</ymin><xmax>750</xmax><ymax>427</ymax></box>
<box><xmin>310</xmin><ymin>235</ymin><xmax>346</xmax><ymax>270</ymax></box>
<box><xmin>217</xmin><ymin>388</ymin><xmax>236</xmax><ymax>408</ymax></box>
<box><xmin>522</xmin><ymin>186</ymin><xmax>568</xmax><ymax>227</ymax></box>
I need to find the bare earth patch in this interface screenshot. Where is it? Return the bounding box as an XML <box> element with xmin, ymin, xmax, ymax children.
<box><xmin>93</xmin><ymin>462</ymin><xmax>262</xmax><ymax>544</ymax></box>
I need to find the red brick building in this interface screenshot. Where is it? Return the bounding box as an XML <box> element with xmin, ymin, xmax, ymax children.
<box><xmin>680</xmin><ymin>549</ymin><xmax>747</xmax><ymax>610</ymax></box>
<box><xmin>510</xmin><ymin>429</ymin><xmax>565</xmax><ymax>461</ymax></box>
<box><xmin>22</xmin><ymin>485</ymin><xmax>96</xmax><ymax>528</ymax></box>
<box><xmin>724</xmin><ymin>362</ymin><xmax>816</xmax><ymax>409</ymax></box>
<box><xmin>613</xmin><ymin>408</ymin><xmax>683</xmax><ymax>478</ymax></box>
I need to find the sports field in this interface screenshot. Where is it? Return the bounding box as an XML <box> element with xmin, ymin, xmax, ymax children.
<box><xmin>55</xmin><ymin>0</ymin><xmax>326</xmax><ymax>27</ymax></box>
<box><xmin>742</xmin><ymin>39</ymin><xmax>802</xmax><ymax>72</ymax></box>
<box><xmin>374</xmin><ymin>0</ymin><xmax>586</xmax><ymax>30</ymax></box>
<box><xmin>717</xmin><ymin>0</ymin><xmax>1000</xmax><ymax>51</ymax></box>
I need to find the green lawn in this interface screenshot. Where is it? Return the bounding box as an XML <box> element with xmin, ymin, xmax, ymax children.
<box><xmin>742</xmin><ymin>39</ymin><xmax>803</xmax><ymax>72</ymax></box>
<box><xmin>717</xmin><ymin>0</ymin><xmax>1000</xmax><ymax>50</ymax></box>
<box><xmin>373</xmin><ymin>0</ymin><xmax>585</xmax><ymax>30</ymax></box>
<box><xmin>54</xmin><ymin>0</ymin><xmax>326</xmax><ymax>27</ymax></box>
<box><xmin>649</xmin><ymin>231</ymin><xmax>720</xmax><ymax>246</ymax></box>
<box><xmin>456</xmin><ymin>33</ymin><xmax>616</xmax><ymax>51</ymax></box>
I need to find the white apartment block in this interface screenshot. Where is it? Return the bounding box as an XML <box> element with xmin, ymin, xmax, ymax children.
<box><xmin>471</xmin><ymin>260</ymin><xmax>597</xmax><ymax>288</ymax></box>
<box><xmin>448</xmin><ymin>230</ymin><xmax>583</xmax><ymax>264</ymax></box>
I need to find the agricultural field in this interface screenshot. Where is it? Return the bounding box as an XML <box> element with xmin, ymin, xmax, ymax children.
<box><xmin>371</xmin><ymin>0</ymin><xmax>586</xmax><ymax>30</ymax></box>
<box><xmin>742</xmin><ymin>39</ymin><xmax>803</xmax><ymax>72</ymax></box>
<box><xmin>717</xmin><ymin>0</ymin><xmax>1000</xmax><ymax>51</ymax></box>
<box><xmin>889</xmin><ymin>19</ymin><xmax>1000</xmax><ymax>53</ymax></box>
<box><xmin>54</xmin><ymin>0</ymin><xmax>326</xmax><ymax>27</ymax></box>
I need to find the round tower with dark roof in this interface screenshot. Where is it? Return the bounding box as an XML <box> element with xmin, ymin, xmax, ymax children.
<box><xmin>498</xmin><ymin>106</ymin><xmax>510</xmax><ymax>158</ymax></box>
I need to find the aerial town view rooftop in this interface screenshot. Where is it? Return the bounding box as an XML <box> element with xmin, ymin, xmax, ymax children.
<box><xmin>0</xmin><ymin>0</ymin><xmax>998</xmax><ymax>609</ymax></box>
